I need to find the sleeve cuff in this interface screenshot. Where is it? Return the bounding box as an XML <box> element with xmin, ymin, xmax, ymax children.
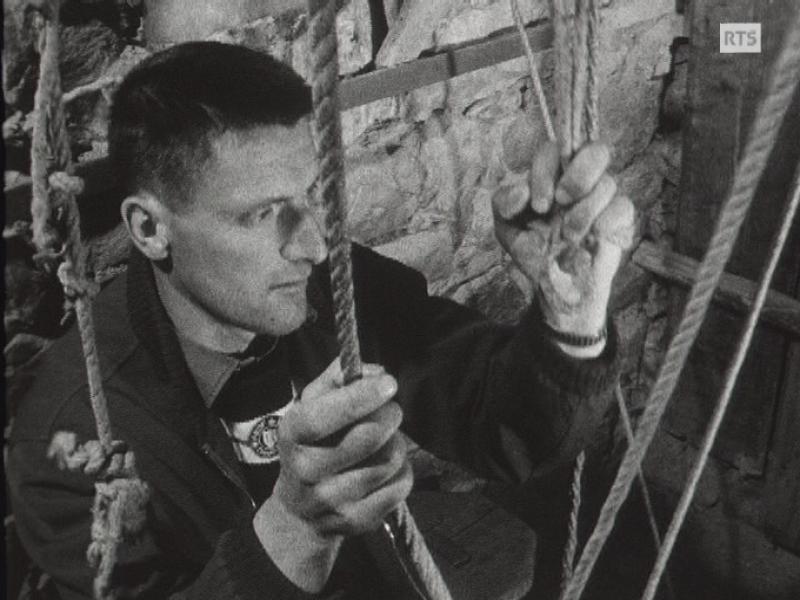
<box><xmin>519</xmin><ymin>302</ymin><xmax>621</xmax><ymax>398</ymax></box>
<box><xmin>217</xmin><ymin>524</ymin><xmax>326</xmax><ymax>600</ymax></box>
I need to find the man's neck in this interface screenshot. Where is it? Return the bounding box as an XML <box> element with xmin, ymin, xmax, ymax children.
<box><xmin>153</xmin><ymin>267</ymin><xmax>255</xmax><ymax>353</ymax></box>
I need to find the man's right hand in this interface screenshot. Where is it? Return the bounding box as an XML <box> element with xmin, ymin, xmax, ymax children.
<box><xmin>253</xmin><ymin>359</ymin><xmax>412</xmax><ymax>592</ymax></box>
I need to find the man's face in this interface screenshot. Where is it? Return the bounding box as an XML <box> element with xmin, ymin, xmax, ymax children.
<box><xmin>163</xmin><ymin>120</ymin><xmax>327</xmax><ymax>338</ymax></box>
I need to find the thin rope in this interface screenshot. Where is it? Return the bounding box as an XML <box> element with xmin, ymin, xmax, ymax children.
<box><xmin>641</xmin><ymin>160</ymin><xmax>800</xmax><ymax>600</ymax></box>
<box><xmin>561</xmin><ymin>11</ymin><xmax>800</xmax><ymax>599</ymax></box>
<box><xmin>614</xmin><ymin>386</ymin><xmax>663</xmax><ymax>556</ymax></box>
<box><xmin>510</xmin><ymin>0</ymin><xmax>556</xmax><ymax>141</ymax></box>
<box><xmin>615</xmin><ymin>384</ymin><xmax>677</xmax><ymax>600</ymax></box>
<box><xmin>306</xmin><ymin>2</ymin><xmax>452</xmax><ymax>599</ymax></box>
<box><xmin>549</xmin><ymin>0</ymin><xmax>574</xmax><ymax>160</ymax></box>
<box><xmin>511</xmin><ymin>2</ymin><xmax>600</xmax><ymax>593</ymax></box>
<box><xmin>570</xmin><ymin>0</ymin><xmax>587</xmax><ymax>154</ymax></box>
<box><xmin>582</xmin><ymin>0</ymin><xmax>599</xmax><ymax>142</ymax></box>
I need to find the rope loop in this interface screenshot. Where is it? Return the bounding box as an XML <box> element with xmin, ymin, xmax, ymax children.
<box><xmin>48</xmin><ymin>432</ymin><xmax>136</xmax><ymax>480</ymax></box>
<box><xmin>86</xmin><ymin>478</ymin><xmax>150</xmax><ymax>600</ymax></box>
<box><xmin>58</xmin><ymin>260</ymin><xmax>101</xmax><ymax>301</ymax></box>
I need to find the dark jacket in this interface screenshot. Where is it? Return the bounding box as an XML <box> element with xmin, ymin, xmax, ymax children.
<box><xmin>7</xmin><ymin>245</ymin><xmax>619</xmax><ymax>599</ymax></box>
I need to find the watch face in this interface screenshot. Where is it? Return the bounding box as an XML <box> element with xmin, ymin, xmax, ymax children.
<box><xmin>248</xmin><ymin>414</ymin><xmax>281</xmax><ymax>460</ymax></box>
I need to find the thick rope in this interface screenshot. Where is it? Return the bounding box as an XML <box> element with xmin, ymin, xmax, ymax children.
<box><xmin>641</xmin><ymin>160</ymin><xmax>800</xmax><ymax>600</ymax></box>
<box><xmin>30</xmin><ymin>1</ymin><xmax>71</xmax><ymax>268</ymax></box>
<box><xmin>559</xmin><ymin>450</ymin><xmax>585</xmax><ymax>594</ymax></box>
<box><xmin>29</xmin><ymin>3</ymin><xmax>149</xmax><ymax>599</ymax></box>
<box><xmin>561</xmin><ymin>11</ymin><xmax>800</xmax><ymax>599</ymax></box>
<box><xmin>306</xmin><ymin>0</ymin><xmax>362</xmax><ymax>383</ymax></box>
<box><xmin>305</xmin><ymin>2</ymin><xmax>452</xmax><ymax>599</ymax></box>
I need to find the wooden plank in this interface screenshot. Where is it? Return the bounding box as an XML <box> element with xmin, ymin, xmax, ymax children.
<box><xmin>667</xmin><ymin>0</ymin><xmax>800</xmax><ymax>476</ymax></box>
<box><xmin>633</xmin><ymin>241</ymin><xmax>800</xmax><ymax>338</ymax></box>
<box><xmin>339</xmin><ymin>23</ymin><xmax>553</xmax><ymax>110</ymax></box>
<box><xmin>4</xmin><ymin>23</ymin><xmax>553</xmax><ymax>226</ymax></box>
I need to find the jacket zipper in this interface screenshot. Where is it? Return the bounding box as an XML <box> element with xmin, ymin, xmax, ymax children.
<box><xmin>201</xmin><ymin>442</ymin><xmax>257</xmax><ymax>510</ymax></box>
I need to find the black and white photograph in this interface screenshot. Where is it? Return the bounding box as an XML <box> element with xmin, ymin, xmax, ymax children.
<box><xmin>4</xmin><ymin>1</ymin><xmax>799</xmax><ymax>598</ymax></box>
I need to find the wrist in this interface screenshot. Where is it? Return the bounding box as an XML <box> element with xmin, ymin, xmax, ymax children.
<box><xmin>254</xmin><ymin>497</ymin><xmax>342</xmax><ymax>592</ymax></box>
<box><xmin>538</xmin><ymin>304</ymin><xmax>608</xmax><ymax>358</ymax></box>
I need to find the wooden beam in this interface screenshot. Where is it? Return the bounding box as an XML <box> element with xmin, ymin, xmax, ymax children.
<box><xmin>633</xmin><ymin>240</ymin><xmax>800</xmax><ymax>338</ymax></box>
<box><xmin>339</xmin><ymin>23</ymin><xmax>553</xmax><ymax>110</ymax></box>
<box><xmin>4</xmin><ymin>23</ymin><xmax>553</xmax><ymax>225</ymax></box>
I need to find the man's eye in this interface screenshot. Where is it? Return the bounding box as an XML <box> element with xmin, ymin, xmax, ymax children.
<box><xmin>256</xmin><ymin>206</ymin><xmax>274</xmax><ymax>220</ymax></box>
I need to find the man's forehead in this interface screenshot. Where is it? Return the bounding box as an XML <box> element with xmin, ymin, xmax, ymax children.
<box><xmin>211</xmin><ymin>121</ymin><xmax>317</xmax><ymax>181</ymax></box>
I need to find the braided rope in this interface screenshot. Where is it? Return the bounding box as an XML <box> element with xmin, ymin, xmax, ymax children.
<box><xmin>583</xmin><ymin>0</ymin><xmax>599</xmax><ymax>142</ymax></box>
<box><xmin>561</xmin><ymin>11</ymin><xmax>800</xmax><ymax>599</ymax></box>
<box><xmin>641</xmin><ymin>160</ymin><xmax>800</xmax><ymax>600</ymax></box>
<box><xmin>305</xmin><ymin>2</ymin><xmax>451</xmax><ymax>599</ymax></box>
<box><xmin>306</xmin><ymin>0</ymin><xmax>363</xmax><ymax>384</ymax></box>
<box><xmin>549</xmin><ymin>0</ymin><xmax>574</xmax><ymax>160</ymax></box>
<box><xmin>559</xmin><ymin>450</ymin><xmax>585</xmax><ymax>595</ymax></box>
<box><xmin>29</xmin><ymin>3</ymin><xmax>149</xmax><ymax>599</ymax></box>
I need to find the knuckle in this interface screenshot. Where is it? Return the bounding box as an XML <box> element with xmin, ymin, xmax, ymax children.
<box><xmin>598</xmin><ymin>173</ymin><xmax>617</xmax><ymax>199</ymax></box>
<box><xmin>291</xmin><ymin>448</ymin><xmax>321</xmax><ymax>483</ymax></box>
<box><xmin>348</xmin><ymin>423</ymin><xmax>386</xmax><ymax>457</ymax></box>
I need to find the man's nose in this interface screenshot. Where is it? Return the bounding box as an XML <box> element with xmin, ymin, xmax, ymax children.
<box><xmin>279</xmin><ymin>204</ymin><xmax>328</xmax><ymax>265</ymax></box>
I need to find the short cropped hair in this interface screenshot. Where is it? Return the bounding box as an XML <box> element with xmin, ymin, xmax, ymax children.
<box><xmin>109</xmin><ymin>41</ymin><xmax>312</xmax><ymax>207</ymax></box>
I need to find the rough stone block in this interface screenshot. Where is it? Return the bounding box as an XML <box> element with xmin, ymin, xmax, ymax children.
<box><xmin>144</xmin><ymin>0</ymin><xmax>304</xmax><ymax>47</ymax></box>
<box><xmin>374</xmin><ymin>229</ymin><xmax>455</xmax><ymax>284</ymax></box>
<box><xmin>376</xmin><ymin>0</ymin><xmax>548</xmax><ymax>68</ymax></box>
<box><xmin>344</xmin><ymin>128</ymin><xmax>425</xmax><ymax>243</ymax></box>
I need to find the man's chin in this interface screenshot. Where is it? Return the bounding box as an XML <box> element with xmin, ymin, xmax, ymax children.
<box><xmin>254</xmin><ymin>304</ymin><xmax>308</xmax><ymax>337</ymax></box>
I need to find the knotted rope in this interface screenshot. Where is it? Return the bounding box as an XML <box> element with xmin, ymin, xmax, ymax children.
<box><xmin>561</xmin><ymin>9</ymin><xmax>800</xmax><ymax>600</ymax></box>
<box><xmin>28</xmin><ymin>2</ymin><xmax>149</xmax><ymax>598</ymax></box>
<box><xmin>305</xmin><ymin>2</ymin><xmax>452</xmax><ymax>599</ymax></box>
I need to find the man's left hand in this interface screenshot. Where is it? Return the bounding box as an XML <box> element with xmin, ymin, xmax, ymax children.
<box><xmin>492</xmin><ymin>139</ymin><xmax>635</xmax><ymax>346</ymax></box>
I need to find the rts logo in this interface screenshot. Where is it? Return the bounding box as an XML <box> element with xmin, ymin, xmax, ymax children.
<box><xmin>720</xmin><ymin>23</ymin><xmax>761</xmax><ymax>53</ymax></box>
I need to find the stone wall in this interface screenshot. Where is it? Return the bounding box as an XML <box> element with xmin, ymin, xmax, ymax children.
<box><xmin>4</xmin><ymin>1</ymin><xmax>687</xmax><ymax>437</ymax></box>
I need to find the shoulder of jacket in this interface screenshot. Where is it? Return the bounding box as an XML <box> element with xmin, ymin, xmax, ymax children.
<box><xmin>10</xmin><ymin>274</ymin><xmax>140</xmax><ymax>442</ymax></box>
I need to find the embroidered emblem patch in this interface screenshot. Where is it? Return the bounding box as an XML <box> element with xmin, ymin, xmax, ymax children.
<box><xmin>247</xmin><ymin>414</ymin><xmax>281</xmax><ymax>460</ymax></box>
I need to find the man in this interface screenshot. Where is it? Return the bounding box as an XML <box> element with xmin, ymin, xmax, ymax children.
<box><xmin>8</xmin><ymin>41</ymin><xmax>633</xmax><ymax>599</ymax></box>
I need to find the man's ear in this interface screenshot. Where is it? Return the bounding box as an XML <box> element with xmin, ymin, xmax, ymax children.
<box><xmin>120</xmin><ymin>193</ymin><xmax>171</xmax><ymax>261</ymax></box>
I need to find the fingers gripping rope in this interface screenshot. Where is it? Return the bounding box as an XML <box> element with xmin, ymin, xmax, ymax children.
<box><xmin>511</xmin><ymin>3</ymin><xmax>674</xmax><ymax>597</ymax></box>
<box><xmin>305</xmin><ymin>2</ymin><xmax>452</xmax><ymax>599</ymax></box>
<box><xmin>511</xmin><ymin>0</ymin><xmax>599</xmax><ymax>592</ymax></box>
<box><xmin>561</xmin><ymin>9</ymin><xmax>800</xmax><ymax>600</ymax></box>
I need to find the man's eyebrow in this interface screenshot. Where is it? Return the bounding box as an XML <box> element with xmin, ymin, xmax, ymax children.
<box><xmin>220</xmin><ymin>197</ymin><xmax>290</xmax><ymax>219</ymax></box>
